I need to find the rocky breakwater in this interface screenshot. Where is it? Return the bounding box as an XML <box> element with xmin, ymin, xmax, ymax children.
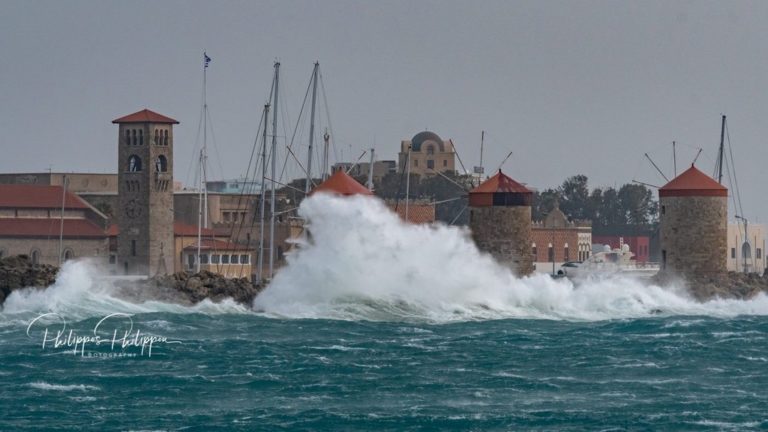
<box><xmin>0</xmin><ymin>255</ymin><xmax>58</xmax><ymax>305</ymax></box>
<box><xmin>655</xmin><ymin>270</ymin><xmax>768</xmax><ymax>301</ymax></box>
<box><xmin>149</xmin><ymin>270</ymin><xmax>263</xmax><ymax>306</ymax></box>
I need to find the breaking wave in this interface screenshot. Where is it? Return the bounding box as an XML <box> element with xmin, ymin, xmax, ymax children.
<box><xmin>254</xmin><ymin>194</ymin><xmax>768</xmax><ymax>322</ymax></box>
<box><xmin>3</xmin><ymin>194</ymin><xmax>768</xmax><ymax>324</ymax></box>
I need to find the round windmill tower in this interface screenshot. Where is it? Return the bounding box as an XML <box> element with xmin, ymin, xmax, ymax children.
<box><xmin>659</xmin><ymin>164</ymin><xmax>728</xmax><ymax>279</ymax></box>
<box><xmin>469</xmin><ymin>169</ymin><xmax>533</xmax><ymax>276</ymax></box>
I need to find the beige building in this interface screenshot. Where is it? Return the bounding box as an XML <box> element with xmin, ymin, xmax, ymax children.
<box><xmin>0</xmin><ymin>172</ymin><xmax>118</xmax><ymax>194</ymax></box>
<box><xmin>531</xmin><ymin>207</ymin><xmax>592</xmax><ymax>274</ymax></box>
<box><xmin>727</xmin><ymin>221</ymin><xmax>766</xmax><ymax>274</ymax></box>
<box><xmin>0</xmin><ymin>184</ymin><xmax>109</xmax><ymax>265</ymax></box>
<box><xmin>398</xmin><ymin>131</ymin><xmax>456</xmax><ymax>177</ymax></box>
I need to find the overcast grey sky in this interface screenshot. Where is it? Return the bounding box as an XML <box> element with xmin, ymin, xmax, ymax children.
<box><xmin>1</xmin><ymin>1</ymin><xmax>767</xmax><ymax>220</ymax></box>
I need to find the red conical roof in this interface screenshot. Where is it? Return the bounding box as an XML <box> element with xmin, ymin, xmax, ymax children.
<box><xmin>659</xmin><ymin>164</ymin><xmax>727</xmax><ymax>197</ymax></box>
<box><xmin>310</xmin><ymin>170</ymin><xmax>373</xmax><ymax>196</ymax></box>
<box><xmin>112</xmin><ymin>109</ymin><xmax>179</xmax><ymax>124</ymax></box>
<box><xmin>470</xmin><ymin>170</ymin><xmax>532</xmax><ymax>194</ymax></box>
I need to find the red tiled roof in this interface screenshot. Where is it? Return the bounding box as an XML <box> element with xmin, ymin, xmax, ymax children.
<box><xmin>112</xmin><ymin>109</ymin><xmax>179</xmax><ymax>124</ymax></box>
<box><xmin>0</xmin><ymin>218</ymin><xmax>107</xmax><ymax>238</ymax></box>
<box><xmin>389</xmin><ymin>203</ymin><xmax>436</xmax><ymax>224</ymax></box>
<box><xmin>470</xmin><ymin>170</ymin><xmax>532</xmax><ymax>194</ymax></box>
<box><xmin>0</xmin><ymin>185</ymin><xmax>91</xmax><ymax>209</ymax></box>
<box><xmin>106</xmin><ymin>221</ymin><xmax>216</xmax><ymax>237</ymax></box>
<box><xmin>310</xmin><ymin>170</ymin><xmax>373</xmax><ymax>196</ymax></box>
<box><xmin>182</xmin><ymin>238</ymin><xmax>253</xmax><ymax>251</ymax></box>
<box><xmin>659</xmin><ymin>165</ymin><xmax>728</xmax><ymax>197</ymax></box>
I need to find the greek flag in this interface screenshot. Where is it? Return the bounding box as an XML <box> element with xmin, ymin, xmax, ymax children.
<box><xmin>204</xmin><ymin>52</ymin><xmax>212</xmax><ymax>68</ymax></box>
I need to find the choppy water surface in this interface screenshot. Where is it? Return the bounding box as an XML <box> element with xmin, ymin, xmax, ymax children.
<box><xmin>2</xmin><ymin>195</ymin><xmax>767</xmax><ymax>430</ymax></box>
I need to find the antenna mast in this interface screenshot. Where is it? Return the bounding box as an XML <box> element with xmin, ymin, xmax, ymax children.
<box><xmin>269</xmin><ymin>61</ymin><xmax>280</xmax><ymax>278</ymax></box>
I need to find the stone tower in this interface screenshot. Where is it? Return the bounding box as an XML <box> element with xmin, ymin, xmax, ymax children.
<box><xmin>469</xmin><ymin>169</ymin><xmax>534</xmax><ymax>276</ymax></box>
<box><xmin>659</xmin><ymin>164</ymin><xmax>728</xmax><ymax>279</ymax></box>
<box><xmin>113</xmin><ymin>109</ymin><xmax>178</xmax><ymax>275</ymax></box>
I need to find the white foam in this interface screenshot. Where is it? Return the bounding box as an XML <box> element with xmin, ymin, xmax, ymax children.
<box><xmin>28</xmin><ymin>382</ymin><xmax>99</xmax><ymax>392</ymax></box>
<box><xmin>1</xmin><ymin>259</ymin><xmax>250</xmax><ymax>321</ymax></box>
<box><xmin>254</xmin><ymin>194</ymin><xmax>768</xmax><ymax>322</ymax></box>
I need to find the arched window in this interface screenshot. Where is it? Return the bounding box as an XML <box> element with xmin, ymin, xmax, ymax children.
<box><xmin>426</xmin><ymin>145</ymin><xmax>435</xmax><ymax>155</ymax></box>
<box><xmin>564</xmin><ymin>243</ymin><xmax>570</xmax><ymax>262</ymax></box>
<box><xmin>155</xmin><ymin>155</ymin><xmax>168</xmax><ymax>172</ymax></box>
<box><xmin>30</xmin><ymin>249</ymin><xmax>40</xmax><ymax>265</ymax></box>
<box><xmin>125</xmin><ymin>130</ymin><xmax>131</xmax><ymax>145</ymax></box>
<box><xmin>63</xmin><ymin>249</ymin><xmax>74</xmax><ymax>261</ymax></box>
<box><xmin>131</xmin><ymin>129</ymin><xmax>137</xmax><ymax>145</ymax></box>
<box><xmin>154</xmin><ymin>129</ymin><xmax>159</xmax><ymax>145</ymax></box>
<box><xmin>163</xmin><ymin>130</ymin><xmax>169</xmax><ymax>146</ymax></box>
<box><xmin>138</xmin><ymin>129</ymin><xmax>143</xmax><ymax>145</ymax></box>
<box><xmin>531</xmin><ymin>243</ymin><xmax>537</xmax><ymax>258</ymax></box>
<box><xmin>548</xmin><ymin>243</ymin><xmax>554</xmax><ymax>262</ymax></box>
<box><xmin>128</xmin><ymin>155</ymin><xmax>142</xmax><ymax>172</ymax></box>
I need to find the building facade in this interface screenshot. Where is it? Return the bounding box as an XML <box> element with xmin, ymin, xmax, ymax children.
<box><xmin>531</xmin><ymin>207</ymin><xmax>592</xmax><ymax>274</ymax></box>
<box><xmin>592</xmin><ymin>235</ymin><xmax>651</xmax><ymax>263</ymax></box>
<box><xmin>727</xmin><ymin>221</ymin><xmax>766</xmax><ymax>274</ymax></box>
<box><xmin>398</xmin><ymin>131</ymin><xmax>456</xmax><ymax>177</ymax></box>
<box><xmin>0</xmin><ymin>184</ymin><xmax>109</xmax><ymax>265</ymax></box>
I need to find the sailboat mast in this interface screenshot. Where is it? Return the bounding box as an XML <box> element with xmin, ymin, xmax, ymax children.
<box><xmin>405</xmin><ymin>145</ymin><xmax>411</xmax><ymax>222</ymax></box>
<box><xmin>269</xmin><ymin>61</ymin><xmax>280</xmax><ymax>278</ymax></box>
<box><xmin>258</xmin><ymin>103</ymin><xmax>269</xmax><ymax>282</ymax></box>
<box><xmin>197</xmin><ymin>52</ymin><xmax>211</xmax><ymax>272</ymax></box>
<box><xmin>322</xmin><ymin>129</ymin><xmax>330</xmax><ymax>181</ymax></box>
<box><xmin>58</xmin><ymin>175</ymin><xmax>68</xmax><ymax>266</ymax></box>
<box><xmin>305</xmin><ymin>62</ymin><xmax>319</xmax><ymax>194</ymax></box>
<box><xmin>367</xmin><ymin>148</ymin><xmax>375</xmax><ymax>190</ymax></box>
<box><xmin>717</xmin><ymin>114</ymin><xmax>726</xmax><ymax>184</ymax></box>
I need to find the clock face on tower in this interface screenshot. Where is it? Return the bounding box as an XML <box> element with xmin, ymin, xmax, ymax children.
<box><xmin>124</xmin><ymin>199</ymin><xmax>142</xmax><ymax>219</ymax></box>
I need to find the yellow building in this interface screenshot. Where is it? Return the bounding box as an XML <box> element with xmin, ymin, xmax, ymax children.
<box><xmin>398</xmin><ymin>131</ymin><xmax>456</xmax><ymax>177</ymax></box>
<box><xmin>727</xmin><ymin>221</ymin><xmax>766</xmax><ymax>274</ymax></box>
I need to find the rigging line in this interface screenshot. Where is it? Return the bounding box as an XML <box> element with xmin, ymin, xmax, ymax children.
<box><xmin>226</xmin><ymin>105</ymin><xmax>267</xmax><ymax>259</ymax></box>
<box><xmin>725</xmin><ymin>121</ymin><xmax>745</xmax><ymax>218</ymax></box>
<box><xmin>450</xmin><ymin>205</ymin><xmax>468</xmax><ymax>225</ymax></box>
<box><xmin>319</xmin><ymin>72</ymin><xmax>339</xmax><ymax>164</ymax></box>
<box><xmin>453</xmin><ymin>143</ymin><xmax>470</xmax><ymax>175</ymax></box>
<box><xmin>427</xmin><ymin>168</ymin><xmax>470</xmax><ymax>192</ymax></box>
<box><xmin>279</xmin><ymin>68</ymin><xmax>314</xmax><ymax>185</ymax></box>
<box><xmin>185</xmin><ymin>91</ymin><xmax>207</xmax><ymax>188</ymax></box>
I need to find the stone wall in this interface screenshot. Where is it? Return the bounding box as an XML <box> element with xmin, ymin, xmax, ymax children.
<box><xmin>660</xmin><ymin>195</ymin><xmax>727</xmax><ymax>279</ymax></box>
<box><xmin>469</xmin><ymin>206</ymin><xmax>533</xmax><ymax>276</ymax></box>
<box><xmin>0</xmin><ymin>238</ymin><xmax>109</xmax><ymax>266</ymax></box>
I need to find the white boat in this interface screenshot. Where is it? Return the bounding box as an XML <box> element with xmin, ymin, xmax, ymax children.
<box><xmin>557</xmin><ymin>244</ymin><xmax>660</xmax><ymax>280</ymax></box>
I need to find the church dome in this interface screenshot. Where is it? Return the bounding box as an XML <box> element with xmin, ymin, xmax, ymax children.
<box><xmin>411</xmin><ymin>131</ymin><xmax>444</xmax><ymax>152</ymax></box>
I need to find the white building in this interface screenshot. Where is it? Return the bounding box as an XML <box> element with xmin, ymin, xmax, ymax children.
<box><xmin>727</xmin><ymin>221</ymin><xmax>766</xmax><ymax>274</ymax></box>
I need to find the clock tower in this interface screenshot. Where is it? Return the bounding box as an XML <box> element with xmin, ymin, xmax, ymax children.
<box><xmin>113</xmin><ymin>109</ymin><xmax>178</xmax><ymax>275</ymax></box>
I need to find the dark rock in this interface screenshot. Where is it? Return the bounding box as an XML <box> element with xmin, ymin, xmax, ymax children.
<box><xmin>147</xmin><ymin>271</ymin><xmax>263</xmax><ymax>306</ymax></box>
<box><xmin>0</xmin><ymin>255</ymin><xmax>59</xmax><ymax>306</ymax></box>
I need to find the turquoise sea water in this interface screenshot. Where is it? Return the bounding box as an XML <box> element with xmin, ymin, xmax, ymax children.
<box><xmin>2</xmin><ymin>312</ymin><xmax>768</xmax><ymax>431</ymax></box>
<box><xmin>3</xmin><ymin>195</ymin><xmax>768</xmax><ymax>430</ymax></box>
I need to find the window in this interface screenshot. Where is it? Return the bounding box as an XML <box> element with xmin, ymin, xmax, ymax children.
<box><xmin>131</xmin><ymin>240</ymin><xmax>136</xmax><ymax>256</ymax></box>
<box><xmin>662</xmin><ymin>250</ymin><xmax>667</xmax><ymax>270</ymax></box>
<box><xmin>125</xmin><ymin>130</ymin><xmax>131</xmax><ymax>146</ymax></box>
<box><xmin>200</xmin><ymin>254</ymin><xmax>209</xmax><ymax>264</ymax></box>
<box><xmin>30</xmin><ymin>249</ymin><xmax>40</xmax><ymax>264</ymax></box>
<box><xmin>223</xmin><ymin>212</ymin><xmax>231</xmax><ymax>223</ymax></box>
<box><xmin>564</xmin><ymin>246</ymin><xmax>569</xmax><ymax>262</ymax></box>
<box><xmin>426</xmin><ymin>145</ymin><xmax>435</xmax><ymax>155</ymax></box>
<box><xmin>211</xmin><ymin>254</ymin><xmax>220</xmax><ymax>264</ymax></box>
<box><xmin>231</xmin><ymin>254</ymin><xmax>239</xmax><ymax>264</ymax></box>
<box><xmin>532</xmin><ymin>244</ymin><xmax>537</xmax><ymax>258</ymax></box>
<box><xmin>427</xmin><ymin>160</ymin><xmax>435</xmax><ymax>169</ymax></box>
<box><xmin>138</xmin><ymin>129</ymin><xmax>143</xmax><ymax>145</ymax></box>
<box><xmin>131</xmin><ymin>129</ymin><xmax>137</xmax><ymax>145</ymax></box>
<box><xmin>222</xmin><ymin>254</ymin><xmax>230</xmax><ymax>264</ymax></box>
<box><xmin>155</xmin><ymin>155</ymin><xmax>168</xmax><ymax>172</ymax></box>
<box><xmin>661</xmin><ymin>205</ymin><xmax>665</xmax><ymax>215</ymax></box>
<box><xmin>187</xmin><ymin>254</ymin><xmax>195</xmax><ymax>269</ymax></box>
<box><xmin>163</xmin><ymin>130</ymin><xmax>169</xmax><ymax>146</ymax></box>
<box><xmin>758</xmin><ymin>248</ymin><xmax>763</xmax><ymax>260</ymax></box>
<box><xmin>109</xmin><ymin>255</ymin><xmax>116</xmax><ymax>264</ymax></box>
<box><xmin>63</xmin><ymin>249</ymin><xmax>74</xmax><ymax>261</ymax></box>
<box><xmin>128</xmin><ymin>155</ymin><xmax>142</xmax><ymax>172</ymax></box>
<box><xmin>413</xmin><ymin>159</ymin><xmax>418</xmax><ymax>167</ymax></box>
<box><xmin>731</xmin><ymin>248</ymin><xmax>736</xmax><ymax>259</ymax></box>
<box><xmin>240</xmin><ymin>254</ymin><xmax>250</xmax><ymax>264</ymax></box>
<box><xmin>154</xmin><ymin>129</ymin><xmax>159</xmax><ymax>145</ymax></box>
<box><xmin>443</xmin><ymin>160</ymin><xmax>447</xmax><ymax>167</ymax></box>
<box><xmin>548</xmin><ymin>244</ymin><xmax>554</xmax><ymax>262</ymax></box>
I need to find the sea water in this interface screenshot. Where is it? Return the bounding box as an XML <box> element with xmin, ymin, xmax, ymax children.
<box><xmin>1</xmin><ymin>195</ymin><xmax>767</xmax><ymax>430</ymax></box>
